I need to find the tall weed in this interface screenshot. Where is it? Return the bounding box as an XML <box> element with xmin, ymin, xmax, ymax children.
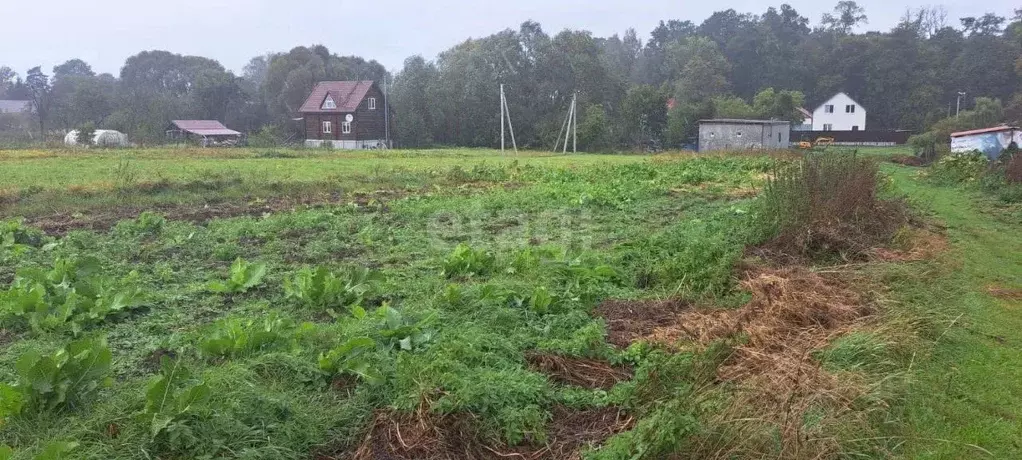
<box><xmin>761</xmin><ymin>154</ymin><xmax>906</xmax><ymax>260</ymax></box>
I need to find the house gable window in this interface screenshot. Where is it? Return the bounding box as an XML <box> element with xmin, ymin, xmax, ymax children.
<box><xmin>824</xmin><ymin>105</ymin><xmax>835</xmax><ymax>114</ymax></box>
<box><xmin>845</xmin><ymin>104</ymin><xmax>855</xmax><ymax>113</ymax></box>
<box><xmin>368</xmin><ymin>97</ymin><xmax>377</xmax><ymax>110</ymax></box>
<box><xmin>852</xmin><ymin>125</ymin><xmax>860</xmax><ymax>131</ymax></box>
<box><xmin>322</xmin><ymin>121</ymin><xmax>332</xmax><ymax>134</ymax></box>
<box><xmin>322</xmin><ymin>95</ymin><xmax>336</xmax><ymax>110</ymax></box>
<box><xmin>342</xmin><ymin>121</ymin><xmax>351</xmax><ymax>134</ymax></box>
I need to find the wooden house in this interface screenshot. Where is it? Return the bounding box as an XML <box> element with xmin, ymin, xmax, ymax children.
<box><xmin>299</xmin><ymin>81</ymin><xmax>390</xmax><ymax>149</ymax></box>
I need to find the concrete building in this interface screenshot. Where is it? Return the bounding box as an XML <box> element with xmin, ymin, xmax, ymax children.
<box><xmin>698</xmin><ymin>119</ymin><xmax>791</xmax><ymax>152</ymax></box>
<box><xmin>809</xmin><ymin>92</ymin><xmax>866</xmax><ymax>131</ymax></box>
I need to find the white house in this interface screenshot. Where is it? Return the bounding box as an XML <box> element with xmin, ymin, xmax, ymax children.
<box><xmin>810</xmin><ymin>92</ymin><xmax>866</xmax><ymax>131</ymax></box>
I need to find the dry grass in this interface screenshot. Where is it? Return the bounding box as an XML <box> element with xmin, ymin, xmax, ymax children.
<box><xmin>601</xmin><ymin>266</ymin><xmax>881</xmax><ymax>459</ymax></box>
<box><xmin>526</xmin><ymin>353</ymin><xmax>633</xmax><ymax>390</ymax></box>
<box><xmin>868</xmin><ymin>227</ymin><xmax>950</xmax><ymax>263</ymax></box>
<box><xmin>330</xmin><ymin>401</ymin><xmax>634</xmax><ymax>460</ymax></box>
<box><xmin>684</xmin><ymin>267</ymin><xmax>874</xmax><ymax>459</ymax></box>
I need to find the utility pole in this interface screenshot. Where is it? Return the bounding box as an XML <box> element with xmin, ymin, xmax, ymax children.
<box><xmin>384</xmin><ymin>75</ymin><xmax>390</xmax><ymax>148</ymax></box>
<box><xmin>556</xmin><ymin>92</ymin><xmax>578</xmax><ymax>154</ymax></box>
<box><xmin>499</xmin><ymin>85</ymin><xmax>518</xmax><ymax>155</ymax></box>
<box><xmin>956</xmin><ymin>91</ymin><xmax>966</xmax><ymax>118</ymax></box>
<box><xmin>571</xmin><ymin>92</ymin><xmax>577</xmax><ymax>154</ymax></box>
<box><xmin>500</xmin><ymin>84</ymin><xmax>505</xmax><ymax>154</ymax></box>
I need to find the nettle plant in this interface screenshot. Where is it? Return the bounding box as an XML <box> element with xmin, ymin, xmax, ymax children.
<box><xmin>208</xmin><ymin>258</ymin><xmax>267</xmax><ymax>294</ymax></box>
<box><xmin>284</xmin><ymin>266</ymin><xmax>380</xmax><ymax>318</ymax></box>
<box><xmin>0</xmin><ymin>256</ymin><xmax>144</xmax><ymax>335</ymax></box>
<box><xmin>198</xmin><ymin>314</ymin><xmax>294</xmax><ymax>359</ymax></box>
<box><xmin>0</xmin><ymin>338</ymin><xmax>112</xmax><ymax>419</ymax></box>
<box><xmin>442</xmin><ymin>243</ymin><xmax>497</xmax><ymax>278</ymax></box>
<box><xmin>141</xmin><ymin>357</ymin><xmax>211</xmax><ymax>445</ymax></box>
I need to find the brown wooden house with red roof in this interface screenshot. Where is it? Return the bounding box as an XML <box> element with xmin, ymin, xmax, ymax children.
<box><xmin>299</xmin><ymin>80</ymin><xmax>390</xmax><ymax>149</ymax></box>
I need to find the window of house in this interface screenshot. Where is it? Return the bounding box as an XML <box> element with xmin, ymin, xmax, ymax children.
<box><xmin>342</xmin><ymin>121</ymin><xmax>351</xmax><ymax>134</ymax></box>
<box><xmin>322</xmin><ymin>121</ymin><xmax>332</xmax><ymax>134</ymax></box>
<box><xmin>845</xmin><ymin>105</ymin><xmax>855</xmax><ymax>113</ymax></box>
<box><xmin>825</xmin><ymin>105</ymin><xmax>834</xmax><ymax>113</ymax></box>
<box><xmin>778</xmin><ymin>132</ymin><xmax>782</xmax><ymax>142</ymax></box>
<box><xmin>852</xmin><ymin>125</ymin><xmax>860</xmax><ymax>131</ymax></box>
<box><xmin>823</xmin><ymin>123</ymin><xmax>833</xmax><ymax>130</ymax></box>
<box><xmin>322</xmin><ymin>96</ymin><xmax>336</xmax><ymax>110</ymax></box>
<box><xmin>368</xmin><ymin>97</ymin><xmax>377</xmax><ymax>110</ymax></box>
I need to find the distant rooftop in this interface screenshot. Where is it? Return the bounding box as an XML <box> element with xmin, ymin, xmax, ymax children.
<box><xmin>169</xmin><ymin>120</ymin><xmax>240</xmax><ymax>137</ymax></box>
<box><xmin>950</xmin><ymin>125</ymin><xmax>1019</xmax><ymax>138</ymax></box>
<box><xmin>699</xmin><ymin>119</ymin><xmax>791</xmax><ymax>125</ymax></box>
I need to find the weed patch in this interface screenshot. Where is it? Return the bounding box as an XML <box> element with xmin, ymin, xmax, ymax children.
<box><xmin>759</xmin><ymin>154</ymin><xmax>908</xmax><ymax>261</ymax></box>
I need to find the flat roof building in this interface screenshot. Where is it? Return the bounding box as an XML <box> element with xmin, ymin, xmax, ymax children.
<box><xmin>698</xmin><ymin>119</ymin><xmax>791</xmax><ymax>152</ymax></box>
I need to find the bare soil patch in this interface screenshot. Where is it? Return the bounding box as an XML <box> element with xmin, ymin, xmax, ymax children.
<box><xmin>526</xmin><ymin>353</ymin><xmax>633</xmax><ymax>390</ymax></box>
<box><xmin>324</xmin><ymin>404</ymin><xmax>633</xmax><ymax>460</ymax></box>
<box><xmin>24</xmin><ymin>190</ymin><xmax>400</xmax><ymax>236</ymax></box>
<box><xmin>593</xmin><ymin>299</ymin><xmax>689</xmax><ymax>348</ymax></box>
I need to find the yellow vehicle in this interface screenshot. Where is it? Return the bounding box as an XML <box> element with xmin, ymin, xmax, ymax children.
<box><xmin>797</xmin><ymin>137</ymin><xmax>835</xmax><ymax>150</ymax></box>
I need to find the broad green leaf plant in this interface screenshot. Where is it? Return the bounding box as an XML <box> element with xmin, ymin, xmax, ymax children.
<box><xmin>208</xmin><ymin>258</ymin><xmax>267</xmax><ymax>294</ymax></box>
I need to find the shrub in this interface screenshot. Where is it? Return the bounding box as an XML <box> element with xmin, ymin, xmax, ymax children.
<box><xmin>0</xmin><ymin>338</ymin><xmax>112</xmax><ymax>415</ymax></box>
<box><xmin>760</xmin><ymin>154</ymin><xmax>907</xmax><ymax>260</ymax></box>
<box><xmin>928</xmin><ymin>151</ymin><xmax>988</xmax><ymax>185</ymax></box>
<box><xmin>75</xmin><ymin>123</ymin><xmax>96</xmax><ymax>147</ymax></box>
<box><xmin>208</xmin><ymin>258</ymin><xmax>266</xmax><ymax>294</ymax></box>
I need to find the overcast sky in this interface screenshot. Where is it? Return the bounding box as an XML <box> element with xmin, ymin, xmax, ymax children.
<box><xmin>0</xmin><ymin>0</ymin><xmax>1014</xmax><ymax>78</ymax></box>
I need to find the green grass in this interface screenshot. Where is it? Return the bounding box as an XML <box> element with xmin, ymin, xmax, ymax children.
<box><xmin>0</xmin><ymin>147</ymin><xmax>653</xmax><ymax>191</ymax></box>
<box><xmin>880</xmin><ymin>164</ymin><xmax>1022</xmax><ymax>458</ymax></box>
<box><xmin>0</xmin><ymin>149</ymin><xmax>776</xmax><ymax>459</ymax></box>
<box><xmin>1</xmin><ymin>146</ymin><xmax>1018</xmax><ymax>459</ymax></box>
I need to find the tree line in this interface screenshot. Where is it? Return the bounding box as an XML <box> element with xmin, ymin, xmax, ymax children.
<box><xmin>1</xmin><ymin>2</ymin><xmax>1020</xmax><ymax>150</ymax></box>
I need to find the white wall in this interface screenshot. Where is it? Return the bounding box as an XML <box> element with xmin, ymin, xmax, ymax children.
<box><xmin>811</xmin><ymin>93</ymin><xmax>866</xmax><ymax>131</ymax></box>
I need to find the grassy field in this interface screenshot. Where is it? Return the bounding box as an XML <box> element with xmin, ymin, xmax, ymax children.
<box><xmin>0</xmin><ymin>146</ymin><xmax>1017</xmax><ymax>459</ymax></box>
<box><xmin>0</xmin><ymin>148</ymin><xmax>653</xmax><ymax>191</ymax></box>
<box><xmin>883</xmin><ymin>165</ymin><xmax>1022</xmax><ymax>458</ymax></box>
